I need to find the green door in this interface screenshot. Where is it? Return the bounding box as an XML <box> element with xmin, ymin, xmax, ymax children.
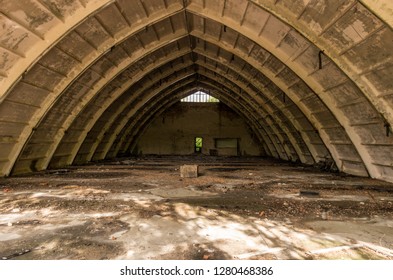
<box><xmin>195</xmin><ymin>137</ymin><xmax>203</xmax><ymax>153</ymax></box>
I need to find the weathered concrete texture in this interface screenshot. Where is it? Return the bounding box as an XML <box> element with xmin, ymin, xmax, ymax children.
<box><xmin>180</xmin><ymin>164</ymin><xmax>198</xmax><ymax>178</ymax></box>
<box><xmin>135</xmin><ymin>103</ymin><xmax>264</xmax><ymax>157</ymax></box>
<box><xmin>1</xmin><ymin>157</ymin><xmax>393</xmax><ymax>260</ymax></box>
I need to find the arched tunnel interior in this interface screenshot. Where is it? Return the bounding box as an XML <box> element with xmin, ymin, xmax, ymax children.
<box><xmin>0</xmin><ymin>0</ymin><xmax>393</xmax><ymax>260</ymax></box>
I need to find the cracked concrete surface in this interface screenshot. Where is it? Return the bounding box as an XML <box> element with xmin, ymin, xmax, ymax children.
<box><xmin>1</xmin><ymin>156</ymin><xmax>392</xmax><ymax>260</ymax></box>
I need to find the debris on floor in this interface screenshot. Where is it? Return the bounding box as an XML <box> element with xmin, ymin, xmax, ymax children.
<box><xmin>180</xmin><ymin>164</ymin><xmax>199</xmax><ymax>178</ymax></box>
<box><xmin>0</xmin><ymin>156</ymin><xmax>393</xmax><ymax>260</ymax></box>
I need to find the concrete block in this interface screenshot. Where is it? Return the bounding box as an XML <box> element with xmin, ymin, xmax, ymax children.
<box><xmin>180</xmin><ymin>165</ymin><xmax>198</xmax><ymax>178</ymax></box>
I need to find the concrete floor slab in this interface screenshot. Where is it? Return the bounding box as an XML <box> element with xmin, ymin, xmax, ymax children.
<box><xmin>0</xmin><ymin>156</ymin><xmax>392</xmax><ymax>260</ymax></box>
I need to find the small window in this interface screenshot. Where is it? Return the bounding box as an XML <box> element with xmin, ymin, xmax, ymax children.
<box><xmin>195</xmin><ymin>137</ymin><xmax>203</xmax><ymax>153</ymax></box>
<box><xmin>181</xmin><ymin>91</ymin><xmax>219</xmax><ymax>103</ymax></box>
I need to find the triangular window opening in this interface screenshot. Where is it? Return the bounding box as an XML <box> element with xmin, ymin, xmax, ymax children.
<box><xmin>181</xmin><ymin>91</ymin><xmax>220</xmax><ymax>103</ymax></box>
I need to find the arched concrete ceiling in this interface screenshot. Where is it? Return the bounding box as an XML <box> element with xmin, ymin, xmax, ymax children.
<box><xmin>0</xmin><ymin>0</ymin><xmax>392</xmax><ymax>182</ymax></box>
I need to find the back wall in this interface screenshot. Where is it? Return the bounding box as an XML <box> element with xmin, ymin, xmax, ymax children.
<box><xmin>134</xmin><ymin>102</ymin><xmax>264</xmax><ymax>156</ymax></box>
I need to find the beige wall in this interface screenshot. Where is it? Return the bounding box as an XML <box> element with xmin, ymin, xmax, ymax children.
<box><xmin>134</xmin><ymin>102</ymin><xmax>264</xmax><ymax>156</ymax></box>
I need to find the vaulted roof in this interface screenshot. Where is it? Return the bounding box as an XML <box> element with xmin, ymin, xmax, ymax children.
<box><xmin>0</xmin><ymin>0</ymin><xmax>392</xmax><ymax>182</ymax></box>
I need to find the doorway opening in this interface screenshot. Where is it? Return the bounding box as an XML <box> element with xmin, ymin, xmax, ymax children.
<box><xmin>195</xmin><ymin>137</ymin><xmax>203</xmax><ymax>153</ymax></box>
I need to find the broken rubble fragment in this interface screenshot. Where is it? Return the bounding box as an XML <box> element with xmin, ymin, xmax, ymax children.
<box><xmin>180</xmin><ymin>165</ymin><xmax>198</xmax><ymax>178</ymax></box>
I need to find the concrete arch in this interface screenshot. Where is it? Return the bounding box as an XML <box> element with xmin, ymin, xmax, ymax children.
<box><xmin>244</xmin><ymin>0</ymin><xmax>393</xmax><ymax>124</ymax></box>
<box><xmin>0</xmin><ymin>0</ymin><xmax>392</xmax><ymax>182</ymax></box>
<box><xmin>57</xmin><ymin>47</ymin><xmax>334</xmax><ymax>170</ymax></box>
<box><xmin>56</xmin><ymin>47</ymin><xmax>328</xmax><ymax>170</ymax></box>
<box><xmin>0</xmin><ymin>0</ymin><xmax>120</xmax><ymax>101</ymax></box>
<box><xmin>117</xmin><ymin>77</ymin><xmax>303</xmax><ymax>162</ymax></box>
<box><xmin>11</xmin><ymin>30</ymin><xmax>367</xmax><ymax>177</ymax></box>
<box><xmin>89</xmin><ymin>74</ymin><xmax>287</xmax><ymax>162</ymax></box>
<box><xmin>186</xmin><ymin>12</ymin><xmax>386</xmax><ymax>178</ymax></box>
<box><xmin>7</xmin><ymin>13</ymin><xmax>191</xmax><ymax>175</ymax></box>
<box><xmin>193</xmin><ymin>53</ymin><xmax>329</xmax><ymax>163</ymax></box>
<box><xmin>109</xmin><ymin>77</ymin><xmax>285</xmax><ymax>160</ymax></box>
<box><xmin>68</xmin><ymin>65</ymin><xmax>280</xmax><ymax>165</ymax></box>
<box><xmin>62</xmin><ymin>55</ymin><xmax>318</xmax><ymax>167</ymax></box>
<box><xmin>11</xmin><ymin>36</ymin><xmax>192</xmax><ymax>174</ymax></box>
<box><xmin>124</xmin><ymin>85</ymin><xmax>275</xmax><ymax>158</ymax></box>
<box><xmin>14</xmin><ymin>29</ymin><xmax>335</xmax><ymax>174</ymax></box>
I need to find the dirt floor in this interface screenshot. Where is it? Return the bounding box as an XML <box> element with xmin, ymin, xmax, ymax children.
<box><xmin>1</xmin><ymin>156</ymin><xmax>393</xmax><ymax>260</ymax></box>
